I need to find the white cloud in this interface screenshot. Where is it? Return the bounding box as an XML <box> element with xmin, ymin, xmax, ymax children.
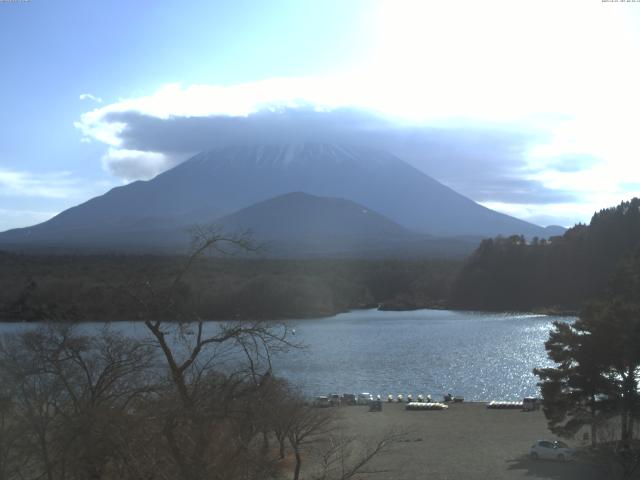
<box><xmin>368</xmin><ymin>0</ymin><xmax>640</xmax><ymax>211</ymax></box>
<box><xmin>0</xmin><ymin>169</ymin><xmax>82</xmax><ymax>199</ymax></box>
<box><xmin>73</xmin><ymin>76</ymin><xmax>640</xmax><ymax>220</ymax></box>
<box><xmin>79</xmin><ymin>93</ymin><xmax>103</xmax><ymax>103</ymax></box>
<box><xmin>72</xmin><ymin>0</ymin><xmax>640</xmax><ymax>225</ymax></box>
<box><xmin>368</xmin><ymin>0</ymin><xmax>640</xmax><ymax>121</ymax></box>
<box><xmin>101</xmin><ymin>148</ymin><xmax>187</xmax><ymax>181</ymax></box>
<box><xmin>479</xmin><ymin>193</ymin><xmax>640</xmax><ymax>229</ymax></box>
<box><xmin>0</xmin><ymin>168</ymin><xmax>120</xmax><ymax>202</ymax></box>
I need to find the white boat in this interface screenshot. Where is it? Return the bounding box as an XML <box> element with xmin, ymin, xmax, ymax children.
<box><xmin>406</xmin><ymin>402</ymin><xmax>448</xmax><ymax>411</ymax></box>
<box><xmin>487</xmin><ymin>401</ymin><xmax>523</xmax><ymax>409</ymax></box>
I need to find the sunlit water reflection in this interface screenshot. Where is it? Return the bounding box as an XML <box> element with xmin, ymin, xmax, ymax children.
<box><xmin>0</xmin><ymin>309</ymin><xmax>572</xmax><ymax>401</ymax></box>
<box><xmin>273</xmin><ymin>309</ymin><xmax>571</xmax><ymax>401</ymax></box>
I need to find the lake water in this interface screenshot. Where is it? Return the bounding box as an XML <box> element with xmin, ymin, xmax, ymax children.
<box><xmin>0</xmin><ymin>309</ymin><xmax>572</xmax><ymax>401</ymax></box>
<box><xmin>274</xmin><ymin>309</ymin><xmax>570</xmax><ymax>401</ymax></box>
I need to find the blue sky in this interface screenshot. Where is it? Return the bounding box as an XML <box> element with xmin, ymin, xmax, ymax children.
<box><xmin>1</xmin><ymin>0</ymin><xmax>640</xmax><ymax>231</ymax></box>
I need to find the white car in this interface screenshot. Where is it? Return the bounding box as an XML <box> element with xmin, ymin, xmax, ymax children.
<box><xmin>529</xmin><ymin>440</ymin><xmax>576</xmax><ymax>461</ymax></box>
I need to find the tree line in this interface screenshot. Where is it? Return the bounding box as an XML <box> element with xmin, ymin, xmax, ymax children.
<box><xmin>4</xmin><ymin>197</ymin><xmax>640</xmax><ymax>320</ymax></box>
<box><xmin>0</xmin><ymin>252</ymin><xmax>461</xmax><ymax>322</ymax></box>
<box><xmin>450</xmin><ymin>198</ymin><xmax>640</xmax><ymax>312</ymax></box>
<box><xmin>535</xmin><ymin>246</ymin><xmax>640</xmax><ymax>478</ymax></box>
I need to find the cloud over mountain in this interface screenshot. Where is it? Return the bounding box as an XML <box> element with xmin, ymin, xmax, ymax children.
<box><xmin>75</xmin><ymin>82</ymin><xmax>582</xmax><ymax>209</ymax></box>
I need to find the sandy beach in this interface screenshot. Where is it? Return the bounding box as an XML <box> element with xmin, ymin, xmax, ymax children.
<box><xmin>333</xmin><ymin>402</ymin><xmax>605</xmax><ymax>480</ymax></box>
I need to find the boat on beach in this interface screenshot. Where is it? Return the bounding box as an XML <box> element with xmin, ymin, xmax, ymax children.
<box><xmin>406</xmin><ymin>402</ymin><xmax>448</xmax><ymax>411</ymax></box>
<box><xmin>486</xmin><ymin>401</ymin><xmax>523</xmax><ymax>409</ymax></box>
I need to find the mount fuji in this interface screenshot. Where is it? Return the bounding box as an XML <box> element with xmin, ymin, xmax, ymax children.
<box><xmin>0</xmin><ymin>143</ymin><xmax>563</xmax><ymax>255</ymax></box>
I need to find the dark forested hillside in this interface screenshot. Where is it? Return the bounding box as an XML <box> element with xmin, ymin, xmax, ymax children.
<box><xmin>450</xmin><ymin>198</ymin><xmax>640</xmax><ymax>311</ymax></box>
<box><xmin>5</xmin><ymin>198</ymin><xmax>637</xmax><ymax>321</ymax></box>
<box><xmin>0</xmin><ymin>253</ymin><xmax>461</xmax><ymax>321</ymax></box>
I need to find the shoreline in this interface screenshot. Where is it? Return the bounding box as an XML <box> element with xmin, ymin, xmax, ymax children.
<box><xmin>0</xmin><ymin>305</ymin><xmax>579</xmax><ymax>324</ymax></box>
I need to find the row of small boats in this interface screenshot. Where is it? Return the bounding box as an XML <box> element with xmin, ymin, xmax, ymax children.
<box><xmin>386</xmin><ymin>394</ymin><xmax>435</xmax><ymax>403</ymax></box>
<box><xmin>486</xmin><ymin>401</ymin><xmax>524</xmax><ymax>409</ymax></box>
<box><xmin>406</xmin><ymin>402</ymin><xmax>449</xmax><ymax>411</ymax></box>
<box><xmin>385</xmin><ymin>394</ymin><xmax>463</xmax><ymax>403</ymax></box>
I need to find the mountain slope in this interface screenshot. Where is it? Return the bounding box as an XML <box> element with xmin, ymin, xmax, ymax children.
<box><xmin>214</xmin><ymin>192</ymin><xmax>463</xmax><ymax>257</ymax></box>
<box><xmin>217</xmin><ymin>191</ymin><xmax>411</xmax><ymax>240</ymax></box>
<box><xmin>0</xmin><ymin>143</ymin><xmax>558</xmax><ymax>252</ymax></box>
<box><xmin>0</xmin><ymin>191</ymin><xmax>481</xmax><ymax>257</ymax></box>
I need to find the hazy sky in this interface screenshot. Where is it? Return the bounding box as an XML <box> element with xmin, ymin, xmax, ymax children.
<box><xmin>1</xmin><ymin>0</ymin><xmax>640</xmax><ymax>231</ymax></box>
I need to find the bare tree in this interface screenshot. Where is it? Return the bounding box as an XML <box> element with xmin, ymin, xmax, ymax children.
<box><xmin>285</xmin><ymin>401</ymin><xmax>336</xmax><ymax>480</ymax></box>
<box><xmin>126</xmin><ymin>227</ymin><xmax>294</xmax><ymax>480</ymax></box>
<box><xmin>0</xmin><ymin>323</ymin><xmax>155</xmax><ymax>480</ymax></box>
<box><xmin>263</xmin><ymin>378</ymin><xmax>297</xmax><ymax>460</ymax></box>
<box><xmin>281</xmin><ymin>398</ymin><xmax>406</xmax><ymax>480</ymax></box>
<box><xmin>0</xmin><ymin>382</ymin><xmax>24</xmax><ymax>480</ymax></box>
<box><xmin>311</xmin><ymin>429</ymin><xmax>406</xmax><ymax>480</ymax></box>
<box><xmin>0</xmin><ymin>226</ymin><xmax>405</xmax><ymax>480</ymax></box>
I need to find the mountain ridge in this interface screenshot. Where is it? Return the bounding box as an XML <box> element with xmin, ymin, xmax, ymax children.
<box><xmin>0</xmin><ymin>143</ymin><xmax>563</xmax><ymax>254</ymax></box>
